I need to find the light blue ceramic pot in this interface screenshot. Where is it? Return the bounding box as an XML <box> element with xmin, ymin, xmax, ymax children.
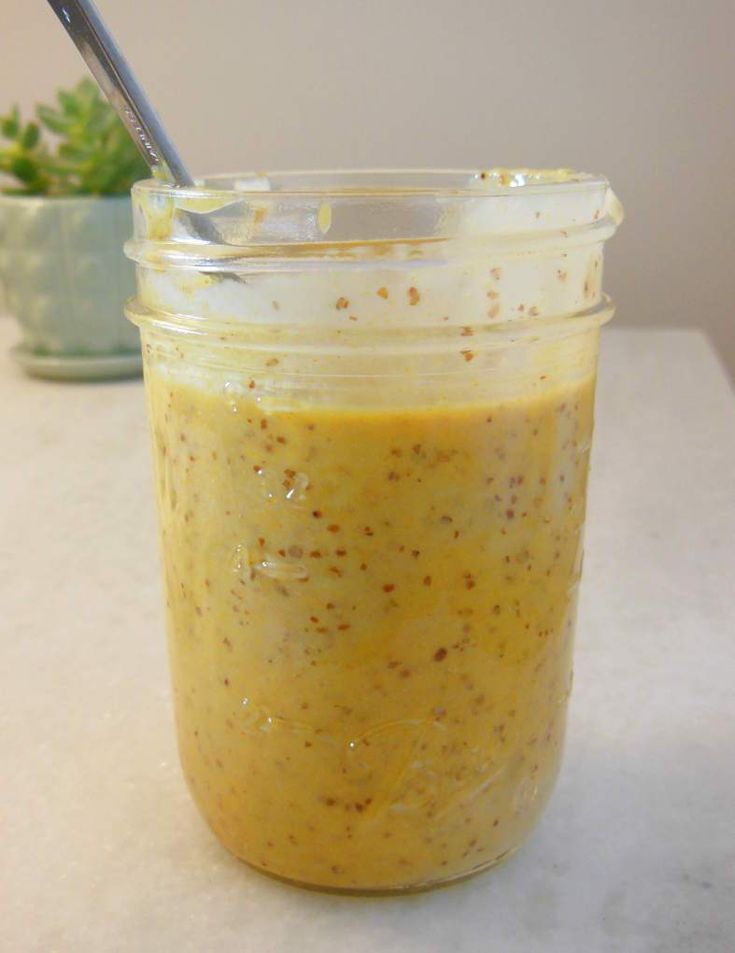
<box><xmin>0</xmin><ymin>194</ymin><xmax>141</xmax><ymax>380</ymax></box>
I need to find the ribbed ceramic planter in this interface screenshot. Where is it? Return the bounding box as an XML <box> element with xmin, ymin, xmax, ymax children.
<box><xmin>0</xmin><ymin>194</ymin><xmax>141</xmax><ymax>380</ymax></box>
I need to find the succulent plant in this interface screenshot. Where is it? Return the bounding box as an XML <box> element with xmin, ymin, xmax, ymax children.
<box><xmin>0</xmin><ymin>78</ymin><xmax>148</xmax><ymax>196</ymax></box>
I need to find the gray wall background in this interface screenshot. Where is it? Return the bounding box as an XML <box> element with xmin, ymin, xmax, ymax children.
<box><xmin>2</xmin><ymin>0</ymin><xmax>734</xmax><ymax>375</ymax></box>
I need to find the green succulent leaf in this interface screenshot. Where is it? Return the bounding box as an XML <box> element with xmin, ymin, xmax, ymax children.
<box><xmin>57</xmin><ymin>141</ymin><xmax>93</xmax><ymax>161</ymax></box>
<box><xmin>10</xmin><ymin>155</ymin><xmax>38</xmax><ymax>183</ymax></box>
<box><xmin>57</xmin><ymin>90</ymin><xmax>81</xmax><ymax>116</ymax></box>
<box><xmin>76</xmin><ymin>78</ymin><xmax>98</xmax><ymax>105</ymax></box>
<box><xmin>21</xmin><ymin>122</ymin><xmax>40</xmax><ymax>150</ymax></box>
<box><xmin>36</xmin><ymin>105</ymin><xmax>69</xmax><ymax>135</ymax></box>
<box><xmin>1</xmin><ymin>107</ymin><xmax>21</xmax><ymax>140</ymax></box>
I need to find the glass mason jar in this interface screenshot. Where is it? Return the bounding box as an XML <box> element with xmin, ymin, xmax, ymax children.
<box><xmin>125</xmin><ymin>169</ymin><xmax>622</xmax><ymax>893</ymax></box>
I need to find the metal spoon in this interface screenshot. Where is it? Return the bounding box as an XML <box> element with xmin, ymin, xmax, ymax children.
<box><xmin>46</xmin><ymin>0</ymin><xmax>193</xmax><ymax>186</ymax></box>
<box><xmin>46</xmin><ymin>0</ymin><xmax>240</xmax><ymax>258</ymax></box>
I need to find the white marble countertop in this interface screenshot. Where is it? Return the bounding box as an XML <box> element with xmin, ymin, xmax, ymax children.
<box><xmin>1</xmin><ymin>322</ymin><xmax>734</xmax><ymax>953</ymax></box>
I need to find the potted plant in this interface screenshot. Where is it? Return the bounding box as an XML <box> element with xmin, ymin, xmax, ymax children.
<box><xmin>0</xmin><ymin>78</ymin><xmax>148</xmax><ymax>380</ymax></box>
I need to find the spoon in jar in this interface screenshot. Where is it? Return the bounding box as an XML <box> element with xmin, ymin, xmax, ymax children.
<box><xmin>46</xmin><ymin>0</ymin><xmax>236</xmax><ymax>252</ymax></box>
<box><xmin>46</xmin><ymin>0</ymin><xmax>194</xmax><ymax>186</ymax></box>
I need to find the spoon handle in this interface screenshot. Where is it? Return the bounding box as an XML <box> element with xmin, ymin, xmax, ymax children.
<box><xmin>46</xmin><ymin>0</ymin><xmax>193</xmax><ymax>186</ymax></box>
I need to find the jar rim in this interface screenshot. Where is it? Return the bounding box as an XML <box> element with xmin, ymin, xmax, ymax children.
<box><xmin>134</xmin><ymin>168</ymin><xmax>608</xmax><ymax>201</ymax></box>
<box><xmin>128</xmin><ymin>167</ymin><xmax>621</xmax><ymax>265</ymax></box>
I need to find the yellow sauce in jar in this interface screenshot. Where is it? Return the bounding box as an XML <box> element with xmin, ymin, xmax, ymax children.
<box><xmin>147</xmin><ymin>366</ymin><xmax>594</xmax><ymax>891</ymax></box>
